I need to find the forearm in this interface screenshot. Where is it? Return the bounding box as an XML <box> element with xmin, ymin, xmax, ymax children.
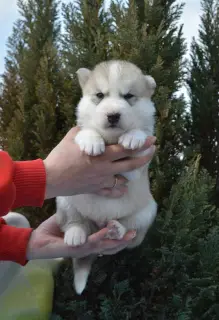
<box><xmin>0</xmin><ymin>218</ymin><xmax>32</xmax><ymax>265</ymax></box>
<box><xmin>12</xmin><ymin>159</ymin><xmax>46</xmax><ymax>208</ymax></box>
<box><xmin>0</xmin><ymin>151</ymin><xmax>46</xmax><ymax>265</ymax></box>
<box><xmin>0</xmin><ymin>152</ymin><xmax>46</xmax><ymax>215</ymax></box>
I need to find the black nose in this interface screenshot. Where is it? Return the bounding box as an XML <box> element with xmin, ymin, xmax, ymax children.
<box><xmin>107</xmin><ymin>113</ymin><xmax>121</xmax><ymax>125</ymax></box>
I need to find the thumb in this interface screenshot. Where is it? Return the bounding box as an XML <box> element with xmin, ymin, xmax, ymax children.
<box><xmin>65</xmin><ymin>126</ymin><xmax>81</xmax><ymax>140</ymax></box>
<box><xmin>87</xmin><ymin>228</ymin><xmax>109</xmax><ymax>243</ymax></box>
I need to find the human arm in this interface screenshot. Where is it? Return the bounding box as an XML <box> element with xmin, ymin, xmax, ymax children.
<box><xmin>0</xmin><ymin>126</ymin><xmax>156</xmax><ymax>265</ymax></box>
<box><xmin>0</xmin><ymin>151</ymin><xmax>46</xmax><ymax>265</ymax></box>
<box><xmin>26</xmin><ymin>214</ymin><xmax>137</xmax><ymax>261</ymax></box>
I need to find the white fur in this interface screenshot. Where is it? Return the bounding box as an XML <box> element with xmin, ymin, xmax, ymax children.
<box><xmin>55</xmin><ymin>60</ymin><xmax>157</xmax><ymax>295</ymax></box>
<box><xmin>106</xmin><ymin>220</ymin><xmax>127</xmax><ymax>240</ymax></box>
<box><xmin>74</xmin><ymin>129</ymin><xmax>105</xmax><ymax>155</ymax></box>
<box><xmin>119</xmin><ymin>129</ymin><xmax>148</xmax><ymax>149</ymax></box>
<box><xmin>64</xmin><ymin>224</ymin><xmax>87</xmax><ymax>246</ymax></box>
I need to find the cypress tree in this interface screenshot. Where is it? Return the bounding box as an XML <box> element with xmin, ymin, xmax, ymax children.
<box><xmin>188</xmin><ymin>0</ymin><xmax>219</xmax><ymax>193</ymax></box>
<box><xmin>0</xmin><ymin>0</ymin><xmax>74</xmax><ymax>226</ymax></box>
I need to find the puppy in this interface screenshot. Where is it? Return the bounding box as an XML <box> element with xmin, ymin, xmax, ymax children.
<box><xmin>55</xmin><ymin>60</ymin><xmax>157</xmax><ymax>295</ymax></box>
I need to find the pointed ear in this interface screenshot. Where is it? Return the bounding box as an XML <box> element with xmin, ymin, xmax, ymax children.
<box><xmin>144</xmin><ymin>75</ymin><xmax>156</xmax><ymax>97</ymax></box>
<box><xmin>76</xmin><ymin>68</ymin><xmax>91</xmax><ymax>88</ymax></box>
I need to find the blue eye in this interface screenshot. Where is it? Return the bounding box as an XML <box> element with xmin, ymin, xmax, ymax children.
<box><xmin>96</xmin><ymin>92</ymin><xmax>104</xmax><ymax>99</ymax></box>
<box><xmin>124</xmin><ymin>93</ymin><xmax>134</xmax><ymax>99</ymax></box>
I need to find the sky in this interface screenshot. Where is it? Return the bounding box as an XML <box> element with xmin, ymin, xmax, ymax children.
<box><xmin>0</xmin><ymin>0</ymin><xmax>202</xmax><ymax>95</ymax></box>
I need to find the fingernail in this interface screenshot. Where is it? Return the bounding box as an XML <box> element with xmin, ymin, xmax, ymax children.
<box><xmin>150</xmin><ymin>136</ymin><xmax>157</xmax><ymax>144</ymax></box>
<box><xmin>147</xmin><ymin>136</ymin><xmax>156</xmax><ymax>145</ymax></box>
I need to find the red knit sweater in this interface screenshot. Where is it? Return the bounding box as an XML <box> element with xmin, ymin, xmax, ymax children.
<box><xmin>0</xmin><ymin>151</ymin><xmax>46</xmax><ymax>265</ymax></box>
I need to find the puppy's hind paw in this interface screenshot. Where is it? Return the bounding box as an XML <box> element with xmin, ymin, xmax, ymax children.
<box><xmin>106</xmin><ymin>220</ymin><xmax>126</xmax><ymax>240</ymax></box>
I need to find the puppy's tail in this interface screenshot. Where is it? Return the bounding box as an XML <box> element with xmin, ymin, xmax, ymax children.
<box><xmin>73</xmin><ymin>255</ymin><xmax>96</xmax><ymax>295</ymax></box>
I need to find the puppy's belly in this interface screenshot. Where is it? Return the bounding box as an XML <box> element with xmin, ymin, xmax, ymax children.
<box><xmin>64</xmin><ymin>179</ymin><xmax>152</xmax><ymax>223</ymax></box>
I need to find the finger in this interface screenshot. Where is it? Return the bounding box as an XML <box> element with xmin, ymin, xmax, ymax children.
<box><xmin>111</xmin><ymin>145</ymin><xmax>156</xmax><ymax>174</ymax></box>
<box><xmin>88</xmin><ymin>228</ymin><xmax>135</xmax><ymax>248</ymax></box>
<box><xmin>102</xmin><ymin>174</ymin><xmax>128</xmax><ymax>189</ymax></box>
<box><xmin>87</xmin><ymin>228</ymin><xmax>109</xmax><ymax>243</ymax></box>
<box><xmin>43</xmin><ymin>229</ymin><xmax>135</xmax><ymax>260</ymax></box>
<box><xmin>97</xmin><ymin>186</ymin><xmax>128</xmax><ymax>198</ymax></box>
<box><xmin>65</xmin><ymin>126</ymin><xmax>80</xmax><ymax>140</ymax></box>
<box><xmin>101</xmin><ymin>229</ymin><xmax>136</xmax><ymax>247</ymax></box>
<box><xmin>100</xmin><ymin>230</ymin><xmax>136</xmax><ymax>255</ymax></box>
<box><xmin>102</xmin><ymin>136</ymin><xmax>156</xmax><ymax>162</ymax></box>
<box><xmin>123</xmin><ymin>230</ymin><xmax>137</xmax><ymax>241</ymax></box>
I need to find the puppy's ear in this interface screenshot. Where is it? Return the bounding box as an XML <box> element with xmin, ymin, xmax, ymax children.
<box><xmin>76</xmin><ymin>68</ymin><xmax>91</xmax><ymax>88</ymax></box>
<box><xmin>144</xmin><ymin>75</ymin><xmax>156</xmax><ymax>97</ymax></box>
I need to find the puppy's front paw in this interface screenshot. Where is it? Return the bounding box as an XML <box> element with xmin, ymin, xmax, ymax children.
<box><xmin>106</xmin><ymin>220</ymin><xmax>126</xmax><ymax>240</ymax></box>
<box><xmin>64</xmin><ymin>225</ymin><xmax>87</xmax><ymax>246</ymax></box>
<box><xmin>75</xmin><ymin>130</ymin><xmax>105</xmax><ymax>156</ymax></box>
<box><xmin>119</xmin><ymin>130</ymin><xmax>147</xmax><ymax>150</ymax></box>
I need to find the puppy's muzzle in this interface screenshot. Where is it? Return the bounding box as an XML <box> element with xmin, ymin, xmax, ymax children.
<box><xmin>107</xmin><ymin>113</ymin><xmax>121</xmax><ymax>127</ymax></box>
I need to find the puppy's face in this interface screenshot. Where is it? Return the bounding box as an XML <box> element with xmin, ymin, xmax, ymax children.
<box><xmin>76</xmin><ymin>60</ymin><xmax>156</xmax><ymax>141</ymax></box>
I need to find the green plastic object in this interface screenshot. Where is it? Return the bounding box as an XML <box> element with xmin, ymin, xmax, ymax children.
<box><xmin>0</xmin><ymin>258</ymin><xmax>63</xmax><ymax>320</ymax></box>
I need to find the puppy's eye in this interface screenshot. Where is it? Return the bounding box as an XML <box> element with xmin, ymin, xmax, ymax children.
<box><xmin>123</xmin><ymin>93</ymin><xmax>134</xmax><ymax>100</ymax></box>
<box><xmin>96</xmin><ymin>92</ymin><xmax>104</xmax><ymax>99</ymax></box>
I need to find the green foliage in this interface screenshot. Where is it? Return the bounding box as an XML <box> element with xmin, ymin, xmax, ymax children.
<box><xmin>0</xmin><ymin>0</ymin><xmax>75</xmax><ymax>226</ymax></box>
<box><xmin>1</xmin><ymin>0</ymin><xmax>219</xmax><ymax>318</ymax></box>
<box><xmin>61</xmin><ymin>0</ymin><xmax>189</xmax><ymax>204</ymax></box>
<box><xmin>53</xmin><ymin>156</ymin><xmax>219</xmax><ymax>319</ymax></box>
<box><xmin>187</xmin><ymin>0</ymin><xmax>219</xmax><ymax>179</ymax></box>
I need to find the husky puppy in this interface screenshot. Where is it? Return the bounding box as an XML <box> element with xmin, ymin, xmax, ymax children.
<box><xmin>56</xmin><ymin>60</ymin><xmax>157</xmax><ymax>295</ymax></box>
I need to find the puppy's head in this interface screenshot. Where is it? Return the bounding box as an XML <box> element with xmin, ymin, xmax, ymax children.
<box><xmin>76</xmin><ymin>60</ymin><xmax>156</xmax><ymax>142</ymax></box>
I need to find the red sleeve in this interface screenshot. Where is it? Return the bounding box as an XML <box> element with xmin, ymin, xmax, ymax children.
<box><xmin>0</xmin><ymin>151</ymin><xmax>46</xmax><ymax>265</ymax></box>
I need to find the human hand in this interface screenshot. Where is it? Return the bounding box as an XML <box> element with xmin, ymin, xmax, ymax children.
<box><xmin>43</xmin><ymin>126</ymin><xmax>156</xmax><ymax>199</ymax></box>
<box><xmin>26</xmin><ymin>215</ymin><xmax>136</xmax><ymax>261</ymax></box>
